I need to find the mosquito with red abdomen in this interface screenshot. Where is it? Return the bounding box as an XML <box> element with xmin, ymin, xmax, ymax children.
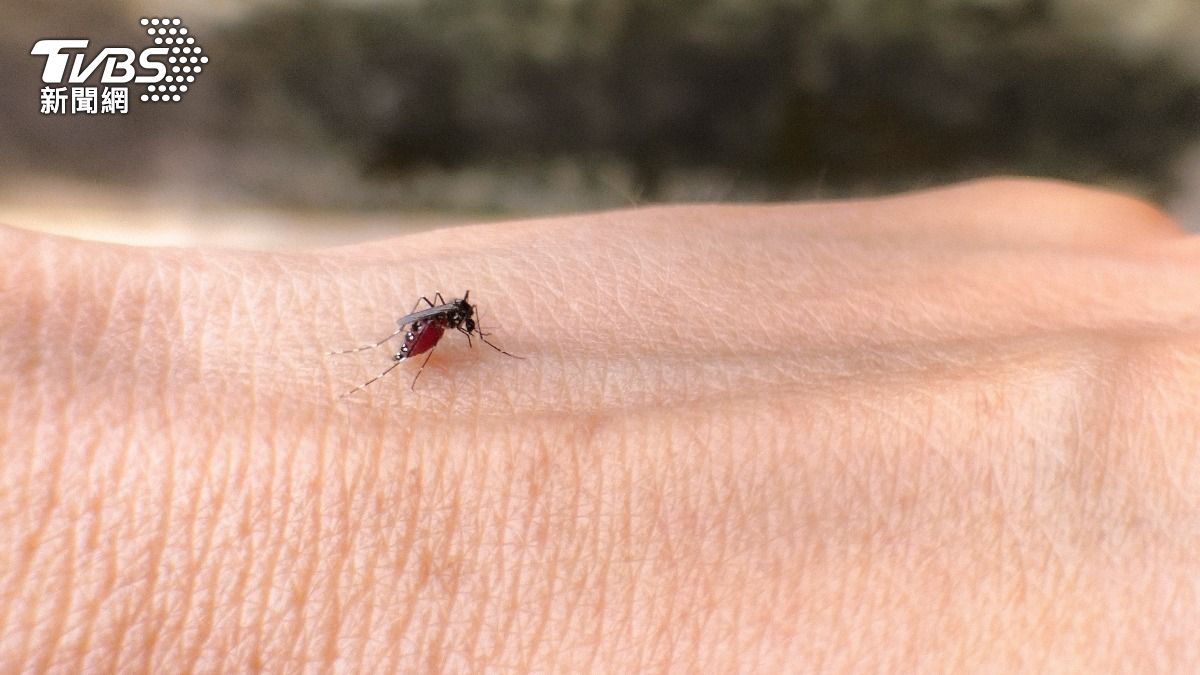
<box><xmin>328</xmin><ymin>291</ymin><xmax>520</xmax><ymax>397</ymax></box>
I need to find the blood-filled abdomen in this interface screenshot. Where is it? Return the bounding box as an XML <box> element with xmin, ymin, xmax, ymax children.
<box><xmin>403</xmin><ymin>321</ymin><xmax>445</xmax><ymax>358</ymax></box>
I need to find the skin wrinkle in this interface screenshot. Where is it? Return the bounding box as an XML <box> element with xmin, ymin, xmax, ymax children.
<box><xmin>460</xmin><ymin>418</ymin><xmax>501</xmax><ymax>664</ymax></box>
<box><xmin>512</xmin><ymin>420</ymin><xmax>584</xmax><ymax>669</ymax></box>
<box><xmin>428</xmin><ymin>438</ymin><xmax>473</xmax><ymax>670</ymax></box>
<box><xmin>377</xmin><ymin>454</ymin><xmax>421</xmax><ymax>668</ymax></box>
<box><xmin>316</xmin><ymin>420</ymin><xmax>345</xmax><ymax>667</ymax></box>
<box><xmin>333</xmin><ymin>432</ymin><xmax>363</xmax><ymax>666</ymax></box>
<box><xmin>181</xmin><ymin>401</ymin><xmax>225</xmax><ymax>662</ymax></box>
<box><xmin>479</xmin><ymin>429</ymin><xmax>515</xmax><ymax>665</ymax></box>
<box><xmin>335</xmin><ymin>433</ymin><xmax>370</xmax><ymax>669</ymax></box>
<box><xmin>410</xmin><ymin>442</ymin><xmax>456</xmax><ymax>668</ymax></box>
<box><xmin>99</xmin><ymin>437</ymin><xmax>149</xmax><ymax>672</ymax></box>
<box><xmin>301</xmin><ymin>405</ymin><xmax>354</xmax><ymax>662</ymax></box>
<box><xmin>295</xmin><ymin>381</ymin><xmax>328</xmax><ymax>662</ymax></box>
<box><xmin>219</xmin><ymin>403</ymin><xmax>261</xmax><ymax>668</ymax></box>
<box><xmin>497</xmin><ymin>435</ymin><xmax>539</xmax><ymax>665</ymax></box>
<box><xmin>519</xmin><ymin>445</ymin><xmax>560</xmax><ymax>666</ymax></box>
<box><xmin>55</xmin><ymin>397</ymin><xmax>117</xmax><ymax>668</ymax></box>
<box><xmin>341</xmin><ymin>434</ymin><xmax>383</xmax><ymax>668</ymax></box>
<box><xmin>211</xmin><ymin>307</ymin><xmax>265</xmax><ymax>662</ymax></box>
<box><xmin>279</xmin><ymin>413</ymin><xmax>326</xmax><ymax>666</ymax></box>
<box><xmin>560</xmin><ymin>437</ymin><xmax>597</xmax><ymax>661</ymax></box>
<box><xmin>0</xmin><ymin>286</ymin><xmax>63</xmax><ymax>650</ymax></box>
<box><xmin>81</xmin><ymin>254</ymin><xmax>157</xmax><ymax>670</ymax></box>
<box><xmin>139</xmin><ymin>383</ymin><xmax>177</xmax><ymax>670</ymax></box>
<box><xmin>35</xmin><ymin>508</ymin><xmax>77</xmax><ymax>674</ymax></box>
<box><xmin>0</xmin><ymin>260</ymin><xmax>32</xmax><ymax>609</ymax></box>
<box><xmin>169</xmin><ymin>267</ymin><xmax>229</xmax><ymax>669</ymax></box>
<box><xmin>337</xmin><ymin>424</ymin><xmax>379</xmax><ymax>671</ymax></box>
<box><xmin>165</xmin><ymin>257</ymin><xmax>235</xmax><ymax>662</ymax></box>
<box><xmin>563</xmin><ymin>422</ymin><xmax>595</xmax><ymax>663</ymax></box>
<box><xmin>361</xmin><ymin>441</ymin><xmax>410</xmax><ymax>663</ymax></box>
<box><xmin>9</xmin><ymin>251</ymin><xmax>111</xmax><ymax>662</ymax></box>
<box><xmin>176</xmin><ymin>434</ymin><xmax>227</xmax><ymax>672</ymax></box>
<box><xmin>487</xmin><ymin>429</ymin><xmax>525</xmax><ymax>662</ymax></box>
<box><xmin>237</xmin><ymin>367</ymin><xmax>282</xmax><ymax>668</ymax></box>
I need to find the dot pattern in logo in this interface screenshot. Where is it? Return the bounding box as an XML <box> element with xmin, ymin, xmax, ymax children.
<box><xmin>137</xmin><ymin>17</ymin><xmax>207</xmax><ymax>103</ymax></box>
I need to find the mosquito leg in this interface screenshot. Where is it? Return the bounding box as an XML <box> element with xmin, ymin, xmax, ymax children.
<box><xmin>470</xmin><ymin>307</ymin><xmax>522</xmax><ymax>358</ymax></box>
<box><xmin>434</xmin><ymin>292</ymin><xmax>447</xmax><ymax>305</ymax></box>
<box><xmin>410</xmin><ymin>344</ymin><xmax>438</xmax><ymax>390</ymax></box>
<box><xmin>337</xmin><ymin>357</ymin><xmax>406</xmax><ymax>399</ymax></box>
<box><xmin>473</xmin><ymin>306</ymin><xmax>495</xmax><ymax>339</ymax></box>
<box><xmin>478</xmin><ymin>334</ymin><xmax>523</xmax><ymax>359</ymax></box>
<box><xmin>327</xmin><ymin>325</ymin><xmax>405</xmax><ymax>355</ymax></box>
<box><xmin>407</xmin><ymin>295</ymin><xmax>437</xmax><ymax>316</ymax></box>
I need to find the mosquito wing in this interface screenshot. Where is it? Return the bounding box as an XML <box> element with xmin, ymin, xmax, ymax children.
<box><xmin>394</xmin><ymin>302</ymin><xmax>460</xmax><ymax>328</ymax></box>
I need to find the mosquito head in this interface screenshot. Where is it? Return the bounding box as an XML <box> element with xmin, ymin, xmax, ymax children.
<box><xmin>443</xmin><ymin>293</ymin><xmax>476</xmax><ymax>330</ymax></box>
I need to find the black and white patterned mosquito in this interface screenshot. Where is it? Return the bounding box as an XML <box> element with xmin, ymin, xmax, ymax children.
<box><xmin>329</xmin><ymin>291</ymin><xmax>520</xmax><ymax>397</ymax></box>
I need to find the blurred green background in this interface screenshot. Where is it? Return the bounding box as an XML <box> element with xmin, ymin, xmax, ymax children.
<box><xmin>3</xmin><ymin>0</ymin><xmax>1199</xmax><ymax>247</ymax></box>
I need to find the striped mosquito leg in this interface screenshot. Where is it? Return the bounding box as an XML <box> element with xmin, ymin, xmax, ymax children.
<box><xmin>327</xmin><ymin>325</ymin><xmax>406</xmax><ymax>355</ymax></box>
<box><xmin>337</xmin><ymin>356</ymin><xmax>406</xmax><ymax>399</ymax></box>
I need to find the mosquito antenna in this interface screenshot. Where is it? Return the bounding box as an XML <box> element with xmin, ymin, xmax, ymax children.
<box><xmin>327</xmin><ymin>326</ymin><xmax>405</xmax><ymax>355</ymax></box>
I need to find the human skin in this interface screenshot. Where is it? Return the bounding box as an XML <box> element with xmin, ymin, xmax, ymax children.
<box><xmin>0</xmin><ymin>178</ymin><xmax>1198</xmax><ymax>672</ymax></box>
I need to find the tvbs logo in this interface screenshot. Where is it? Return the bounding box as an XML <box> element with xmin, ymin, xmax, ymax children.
<box><xmin>32</xmin><ymin>17</ymin><xmax>206</xmax><ymax>114</ymax></box>
<box><xmin>33</xmin><ymin>40</ymin><xmax>168</xmax><ymax>85</ymax></box>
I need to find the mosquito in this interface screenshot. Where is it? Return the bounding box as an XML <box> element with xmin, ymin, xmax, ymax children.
<box><xmin>329</xmin><ymin>291</ymin><xmax>521</xmax><ymax>397</ymax></box>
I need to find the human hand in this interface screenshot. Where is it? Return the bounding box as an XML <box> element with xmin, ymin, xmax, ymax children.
<box><xmin>2</xmin><ymin>178</ymin><xmax>1197</xmax><ymax>671</ymax></box>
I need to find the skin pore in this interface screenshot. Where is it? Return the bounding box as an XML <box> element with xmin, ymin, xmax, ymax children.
<box><xmin>0</xmin><ymin>178</ymin><xmax>1197</xmax><ymax>671</ymax></box>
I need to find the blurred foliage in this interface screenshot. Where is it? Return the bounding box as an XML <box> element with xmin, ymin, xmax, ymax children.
<box><xmin>211</xmin><ymin>0</ymin><xmax>1200</xmax><ymax>202</ymax></box>
<box><xmin>3</xmin><ymin>0</ymin><xmax>1199</xmax><ymax>209</ymax></box>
